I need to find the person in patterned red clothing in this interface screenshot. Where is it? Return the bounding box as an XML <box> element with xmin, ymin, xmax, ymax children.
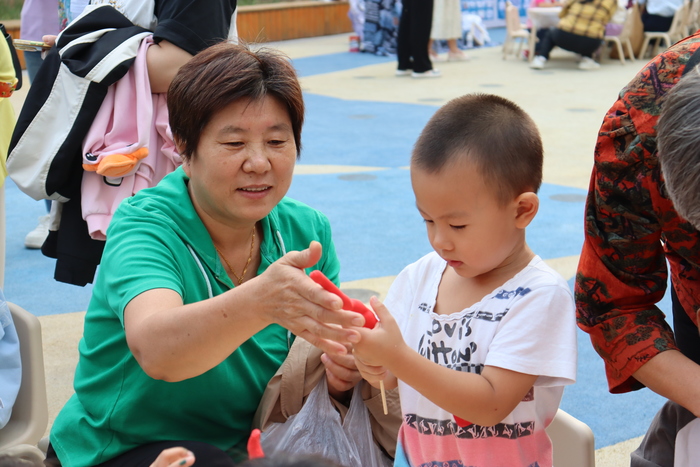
<box><xmin>576</xmin><ymin>30</ymin><xmax>700</xmax><ymax>465</ymax></box>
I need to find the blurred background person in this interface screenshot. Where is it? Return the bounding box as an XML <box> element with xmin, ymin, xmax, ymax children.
<box><xmin>396</xmin><ymin>0</ymin><xmax>440</xmax><ymax>78</ymax></box>
<box><xmin>428</xmin><ymin>0</ymin><xmax>468</xmax><ymax>61</ymax></box>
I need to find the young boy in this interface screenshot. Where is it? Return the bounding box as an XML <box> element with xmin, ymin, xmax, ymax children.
<box><xmin>350</xmin><ymin>94</ymin><xmax>578</xmax><ymax>467</ymax></box>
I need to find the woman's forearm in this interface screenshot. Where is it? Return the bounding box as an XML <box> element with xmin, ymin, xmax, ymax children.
<box><xmin>125</xmin><ymin>284</ymin><xmax>269</xmax><ymax>382</ymax></box>
<box><xmin>633</xmin><ymin>350</ymin><xmax>700</xmax><ymax>417</ymax></box>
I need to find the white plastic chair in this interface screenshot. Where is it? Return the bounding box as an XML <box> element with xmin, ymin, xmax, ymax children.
<box><xmin>503</xmin><ymin>1</ymin><xmax>530</xmax><ymax>59</ymax></box>
<box><xmin>686</xmin><ymin>0</ymin><xmax>700</xmax><ymax>35</ymax></box>
<box><xmin>639</xmin><ymin>0</ymin><xmax>690</xmax><ymax>59</ymax></box>
<box><xmin>604</xmin><ymin>8</ymin><xmax>637</xmax><ymax>64</ymax></box>
<box><xmin>546</xmin><ymin>409</ymin><xmax>596</xmax><ymax>467</ymax></box>
<box><xmin>0</xmin><ymin>302</ymin><xmax>49</xmax><ymax>463</ymax></box>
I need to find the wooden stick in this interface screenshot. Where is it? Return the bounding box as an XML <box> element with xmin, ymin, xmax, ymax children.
<box><xmin>380</xmin><ymin>380</ymin><xmax>388</xmax><ymax>415</ymax></box>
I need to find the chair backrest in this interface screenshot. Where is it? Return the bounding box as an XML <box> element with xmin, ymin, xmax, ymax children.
<box><xmin>545</xmin><ymin>409</ymin><xmax>595</xmax><ymax>467</ymax></box>
<box><xmin>669</xmin><ymin>0</ymin><xmax>691</xmax><ymax>41</ymax></box>
<box><xmin>687</xmin><ymin>0</ymin><xmax>700</xmax><ymax>35</ymax></box>
<box><xmin>617</xmin><ymin>6</ymin><xmax>637</xmax><ymax>40</ymax></box>
<box><xmin>505</xmin><ymin>1</ymin><xmax>524</xmax><ymax>33</ymax></box>
<box><xmin>0</xmin><ymin>303</ymin><xmax>48</xmax><ymax>452</ymax></box>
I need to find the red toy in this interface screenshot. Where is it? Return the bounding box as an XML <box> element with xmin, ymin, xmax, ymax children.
<box><xmin>454</xmin><ymin>415</ymin><xmax>473</xmax><ymax>427</ymax></box>
<box><xmin>247</xmin><ymin>428</ymin><xmax>265</xmax><ymax>459</ymax></box>
<box><xmin>309</xmin><ymin>270</ymin><xmax>378</xmax><ymax>329</ymax></box>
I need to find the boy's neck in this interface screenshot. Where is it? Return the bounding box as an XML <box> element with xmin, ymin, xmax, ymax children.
<box><xmin>435</xmin><ymin>244</ymin><xmax>535</xmax><ymax>315</ymax></box>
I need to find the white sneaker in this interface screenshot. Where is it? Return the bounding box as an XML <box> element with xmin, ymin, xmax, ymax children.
<box><xmin>24</xmin><ymin>214</ymin><xmax>50</xmax><ymax>249</ymax></box>
<box><xmin>530</xmin><ymin>55</ymin><xmax>547</xmax><ymax>69</ymax></box>
<box><xmin>395</xmin><ymin>69</ymin><xmax>411</xmax><ymax>77</ymax></box>
<box><xmin>578</xmin><ymin>56</ymin><xmax>600</xmax><ymax>70</ymax></box>
<box><xmin>412</xmin><ymin>69</ymin><xmax>442</xmax><ymax>78</ymax></box>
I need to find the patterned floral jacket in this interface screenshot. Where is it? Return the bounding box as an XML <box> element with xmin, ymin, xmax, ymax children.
<box><xmin>575</xmin><ymin>31</ymin><xmax>700</xmax><ymax>394</ymax></box>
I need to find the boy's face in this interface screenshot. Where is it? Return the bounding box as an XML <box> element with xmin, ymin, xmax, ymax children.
<box><xmin>411</xmin><ymin>162</ymin><xmax>526</xmax><ymax>281</ymax></box>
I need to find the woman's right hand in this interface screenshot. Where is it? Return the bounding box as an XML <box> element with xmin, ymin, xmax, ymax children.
<box><xmin>125</xmin><ymin>241</ymin><xmax>362</xmax><ymax>381</ymax></box>
<box><xmin>253</xmin><ymin>241</ymin><xmax>363</xmax><ymax>356</ymax></box>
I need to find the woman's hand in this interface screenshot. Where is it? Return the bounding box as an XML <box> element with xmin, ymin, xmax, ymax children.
<box><xmin>124</xmin><ymin>242</ymin><xmax>362</xmax><ymax>382</ymax></box>
<box><xmin>149</xmin><ymin>448</ymin><xmax>195</xmax><ymax>467</ymax></box>
<box><xmin>321</xmin><ymin>349</ymin><xmax>363</xmax><ymax>399</ymax></box>
<box><xmin>252</xmin><ymin>241</ymin><xmax>363</xmax><ymax>356</ymax></box>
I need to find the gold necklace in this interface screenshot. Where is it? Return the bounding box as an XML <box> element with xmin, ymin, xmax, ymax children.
<box><xmin>215</xmin><ymin>227</ymin><xmax>256</xmax><ymax>285</ymax></box>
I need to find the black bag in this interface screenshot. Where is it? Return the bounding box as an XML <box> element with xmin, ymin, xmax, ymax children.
<box><xmin>0</xmin><ymin>23</ymin><xmax>22</xmax><ymax>91</ymax></box>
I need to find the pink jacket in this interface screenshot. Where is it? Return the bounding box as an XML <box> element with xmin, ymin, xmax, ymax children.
<box><xmin>81</xmin><ymin>35</ymin><xmax>180</xmax><ymax>240</ymax></box>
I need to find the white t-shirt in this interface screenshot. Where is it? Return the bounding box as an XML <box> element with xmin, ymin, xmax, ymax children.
<box><xmin>388</xmin><ymin>252</ymin><xmax>578</xmax><ymax>467</ymax></box>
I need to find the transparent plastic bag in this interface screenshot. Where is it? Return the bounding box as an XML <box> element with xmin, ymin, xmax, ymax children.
<box><xmin>342</xmin><ymin>381</ymin><xmax>393</xmax><ymax>467</ymax></box>
<box><xmin>260</xmin><ymin>376</ymin><xmax>361</xmax><ymax>466</ymax></box>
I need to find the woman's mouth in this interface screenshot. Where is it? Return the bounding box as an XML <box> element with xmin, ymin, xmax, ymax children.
<box><xmin>238</xmin><ymin>186</ymin><xmax>271</xmax><ymax>198</ymax></box>
<box><xmin>239</xmin><ymin>186</ymin><xmax>270</xmax><ymax>192</ymax></box>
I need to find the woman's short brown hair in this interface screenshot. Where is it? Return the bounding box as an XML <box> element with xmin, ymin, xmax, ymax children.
<box><xmin>168</xmin><ymin>41</ymin><xmax>304</xmax><ymax>161</ymax></box>
<box><xmin>412</xmin><ymin>93</ymin><xmax>543</xmax><ymax>206</ymax></box>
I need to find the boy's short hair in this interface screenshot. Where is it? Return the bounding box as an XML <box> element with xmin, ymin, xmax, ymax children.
<box><xmin>168</xmin><ymin>41</ymin><xmax>304</xmax><ymax>161</ymax></box>
<box><xmin>412</xmin><ymin>93</ymin><xmax>543</xmax><ymax>205</ymax></box>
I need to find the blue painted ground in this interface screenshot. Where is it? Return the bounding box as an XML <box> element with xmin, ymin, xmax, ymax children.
<box><xmin>4</xmin><ymin>27</ymin><xmax>667</xmax><ymax>450</ymax></box>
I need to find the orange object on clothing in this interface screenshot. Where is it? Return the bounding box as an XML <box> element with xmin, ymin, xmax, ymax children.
<box><xmin>82</xmin><ymin>146</ymin><xmax>149</xmax><ymax>178</ymax></box>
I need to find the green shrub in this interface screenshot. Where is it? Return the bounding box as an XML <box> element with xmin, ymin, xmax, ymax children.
<box><xmin>0</xmin><ymin>0</ymin><xmax>23</xmax><ymax>21</ymax></box>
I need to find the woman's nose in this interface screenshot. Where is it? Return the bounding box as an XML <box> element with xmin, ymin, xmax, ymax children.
<box><xmin>242</xmin><ymin>144</ymin><xmax>272</xmax><ymax>173</ymax></box>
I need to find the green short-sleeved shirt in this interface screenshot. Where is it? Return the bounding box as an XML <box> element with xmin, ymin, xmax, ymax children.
<box><xmin>50</xmin><ymin>167</ymin><xmax>340</xmax><ymax>467</ymax></box>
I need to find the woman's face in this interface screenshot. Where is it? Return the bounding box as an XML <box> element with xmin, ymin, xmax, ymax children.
<box><xmin>183</xmin><ymin>95</ymin><xmax>297</xmax><ymax>229</ymax></box>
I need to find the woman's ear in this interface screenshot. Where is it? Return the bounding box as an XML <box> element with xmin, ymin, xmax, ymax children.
<box><xmin>175</xmin><ymin>136</ymin><xmax>191</xmax><ymax>176</ymax></box>
<box><xmin>514</xmin><ymin>192</ymin><xmax>539</xmax><ymax>229</ymax></box>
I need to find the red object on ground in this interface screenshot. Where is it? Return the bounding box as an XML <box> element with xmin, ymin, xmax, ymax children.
<box><xmin>247</xmin><ymin>428</ymin><xmax>265</xmax><ymax>459</ymax></box>
<box><xmin>309</xmin><ymin>270</ymin><xmax>378</xmax><ymax>328</ymax></box>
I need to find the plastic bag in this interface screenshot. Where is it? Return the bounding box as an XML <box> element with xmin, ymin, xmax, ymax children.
<box><xmin>343</xmin><ymin>380</ymin><xmax>393</xmax><ymax>467</ymax></box>
<box><xmin>261</xmin><ymin>377</ymin><xmax>391</xmax><ymax>467</ymax></box>
<box><xmin>261</xmin><ymin>376</ymin><xmax>361</xmax><ymax>466</ymax></box>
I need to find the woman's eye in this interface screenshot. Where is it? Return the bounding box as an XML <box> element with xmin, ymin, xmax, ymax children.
<box><xmin>268</xmin><ymin>140</ymin><xmax>287</xmax><ymax>146</ymax></box>
<box><xmin>225</xmin><ymin>141</ymin><xmax>244</xmax><ymax>148</ymax></box>
<box><xmin>450</xmin><ymin>225</ymin><xmax>466</xmax><ymax>230</ymax></box>
<box><xmin>422</xmin><ymin>219</ymin><xmax>433</xmax><ymax>224</ymax></box>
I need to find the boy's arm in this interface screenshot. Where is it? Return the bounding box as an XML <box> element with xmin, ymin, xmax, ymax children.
<box><xmin>392</xmin><ymin>351</ymin><xmax>538</xmax><ymax>426</ymax></box>
<box><xmin>353</xmin><ymin>298</ymin><xmax>537</xmax><ymax>427</ymax></box>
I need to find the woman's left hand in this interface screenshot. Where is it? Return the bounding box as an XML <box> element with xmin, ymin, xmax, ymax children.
<box><xmin>321</xmin><ymin>350</ymin><xmax>363</xmax><ymax>399</ymax></box>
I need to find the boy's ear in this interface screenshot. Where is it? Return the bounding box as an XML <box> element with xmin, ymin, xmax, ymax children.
<box><xmin>514</xmin><ymin>192</ymin><xmax>539</xmax><ymax>228</ymax></box>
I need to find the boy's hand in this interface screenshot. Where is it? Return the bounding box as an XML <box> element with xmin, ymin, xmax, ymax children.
<box><xmin>352</xmin><ymin>297</ymin><xmax>406</xmax><ymax>371</ymax></box>
<box><xmin>354</xmin><ymin>354</ymin><xmax>394</xmax><ymax>388</ymax></box>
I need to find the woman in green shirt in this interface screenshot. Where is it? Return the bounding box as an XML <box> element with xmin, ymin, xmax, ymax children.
<box><xmin>46</xmin><ymin>42</ymin><xmax>365</xmax><ymax>467</ymax></box>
